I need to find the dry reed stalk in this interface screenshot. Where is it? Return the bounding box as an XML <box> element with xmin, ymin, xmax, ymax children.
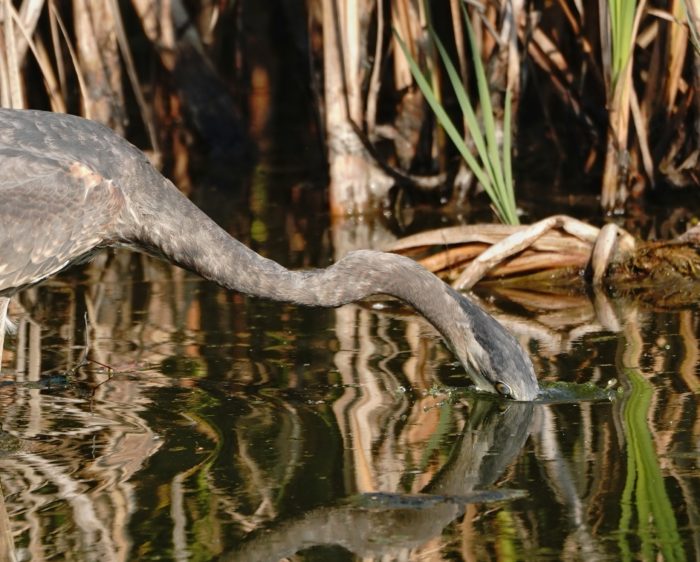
<box><xmin>323</xmin><ymin>0</ymin><xmax>358</xmax><ymax>212</ymax></box>
<box><xmin>391</xmin><ymin>0</ymin><xmax>416</xmax><ymax>92</ymax></box>
<box><xmin>49</xmin><ymin>2</ymin><xmax>89</xmax><ymax>116</ymax></box>
<box><xmin>364</xmin><ymin>0</ymin><xmax>384</xmax><ymax>135</ymax></box>
<box><xmin>450</xmin><ymin>0</ymin><xmax>467</xmax><ymax>84</ymax></box>
<box><xmin>600</xmin><ymin>76</ymin><xmax>633</xmax><ymax>210</ymax></box>
<box><xmin>553</xmin><ymin>0</ymin><xmax>602</xmax><ymax>82</ymax></box>
<box><xmin>73</xmin><ymin>0</ymin><xmax>124</xmax><ymax>131</ymax></box>
<box><xmin>529</xmin><ymin>28</ymin><xmax>572</xmax><ymax>84</ymax></box>
<box><xmin>10</xmin><ymin>7</ymin><xmax>64</xmax><ymax>112</ymax></box>
<box><xmin>626</xmin><ymin>4</ymin><xmax>693</xmax><ymax>189</ymax></box>
<box><xmin>13</xmin><ymin>0</ymin><xmax>43</xmax><ymax>64</ymax></box>
<box><xmin>638</xmin><ymin>8</ymin><xmax>685</xmax><ymax>120</ymax></box>
<box><xmin>2</xmin><ymin>0</ymin><xmax>23</xmax><ymax>108</ymax></box>
<box><xmin>389</xmin><ymin>0</ymin><xmax>426</xmax><ymax>169</ymax></box>
<box><xmin>492</xmin><ymin>288</ymin><xmax>593</xmax><ymax>312</ymax></box>
<box><xmin>48</xmin><ymin>0</ymin><xmax>66</xmax><ymax>98</ymax></box>
<box><xmin>522</xmin><ymin>27</ymin><xmax>591</xmax><ymax>128</ymax></box>
<box><xmin>131</xmin><ymin>0</ymin><xmax>176</xmax><ymax>69</ymax></box>
<box><xmin>517</xmin><ymin>8</ymin><xmax>603</xmax><ymax>139</ymax></box>
<box><xmin>665</xmin><ymin>0</ymin><xmax>689</xmax><ymax>110</ymax></box>
<box><xmin>629</xmin><ymin>85</ymin><xmax>654</xmax><ymax>182</ymax></box>
<box><xmin>323</xmin><ymin>0</ymin><xmax>391</xmax><ymax>215</ymax></box>
<box><xmin>108</xmin><ymin>0</ymin><xmax>159</xmax><ymax>158</ymax></box>
<box><xmin>501</xmin><ymin>0</ymin><xmax>523</xmax><ymax>102</ymax></box>
<box><xmin>0</xmin><ymin>37</ymin><xmax>8</xmax><ymax>107</ymax></box>
<box><xmin>420</xmin><ymin>246</ymin><xmax>590</xmax><ymax>278</ymax></box>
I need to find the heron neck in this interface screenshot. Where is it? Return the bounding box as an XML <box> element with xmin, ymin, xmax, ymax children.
<box><xmin>219</xmin><ymin>242</ymin><xmax>465</xmax><ymax>351</ymax></box>
<box><xmin>125</xmin><ymin>178</ymin><xmax>462</xmax><ymax>341</ymax></box>
<box><xmin>185</xmin><ymin>221</ymin><xmax>455</xmax><ymax>321</ymax></box>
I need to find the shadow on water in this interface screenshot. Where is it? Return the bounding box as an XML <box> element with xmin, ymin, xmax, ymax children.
<box><xmin>0</xmin><ymin>185</ymin><xmax>699</xmax><ymax>560</ymax></box>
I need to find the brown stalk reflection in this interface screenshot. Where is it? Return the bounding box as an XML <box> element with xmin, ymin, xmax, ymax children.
<box><xmin>0</xmin><ymin>236</ymin><xmax>699</xmax><ymax>559</ymax></box>
<box><xmin>223</xmin><ymin>399</ymin><xmax>534</xmax><ymax>561</ymax></box>
<box><xmin>488</xmin><ymin>285</ymin><xmax>700</xmax><ymax>559</ymax></box>
<box><xmin>0</xmin><ymin>253</ymin><xmax>193</xmax><ymax>562</ymax></box>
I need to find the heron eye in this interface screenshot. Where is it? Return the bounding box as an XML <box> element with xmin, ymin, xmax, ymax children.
<box><xmin>495</xmin><ymin>381</ymin><xmax>512</xmax><ymax>397</ymax></box>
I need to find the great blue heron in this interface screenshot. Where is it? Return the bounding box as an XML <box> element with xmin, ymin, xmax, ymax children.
<box><xmin>0</xmin><ymin>109</ymin><xmax>539</xmax><ymax>400</ymax></box>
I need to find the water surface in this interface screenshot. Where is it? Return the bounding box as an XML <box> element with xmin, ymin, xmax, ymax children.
<box><xmin>1</xmin><ymin>199</ymin><xmax>698</xmax><ymax>561</ymax></box>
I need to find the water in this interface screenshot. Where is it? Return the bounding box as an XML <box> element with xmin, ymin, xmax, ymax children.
<box><xmin>1</xmin><ymin>198</ymin><xmax>699</xmax><ymax>561</ymax></box>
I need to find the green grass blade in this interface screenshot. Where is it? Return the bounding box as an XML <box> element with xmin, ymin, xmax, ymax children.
<box><xmin>430</xmin><ymin>31</ymin><xmax>489</xmax><ymax>177</ymax></box>
<box><xmin>393</xmin><ymin>31</ymin><xmax>495</xmax><ymax>200</ymax></box>
<box><xmin>462</xmin><ymin>8</ymin><xmax>507</xmax><ymax>203</ymax></box>
<box><xmin>429</xmin><ymin>30</ymin><xmax>500</xmax><ymax>208</ymax></box>
<box><xmin>430</xmin><ymin>25</ymin><xmax>516</xmax><ymax>223</ymax></box>
<box><xmin>608</xmin><ymin>0</ymin><xmax>638</xmax><ymax>83</ymax></box>
<box><xmin>503</xmin><ymin>89</ymin><xmax>516</xmax><ymax>224</ymax></box>
<box><xmin>395</xmin><ymin>16</ymin><xmax>519</xmax><ymax>225</ymax></box>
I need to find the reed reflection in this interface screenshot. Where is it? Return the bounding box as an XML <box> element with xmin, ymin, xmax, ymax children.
<box><xmin>0</xmin><ymin>244</ymin><xmax>697</xmax><ymax>560</ymax></box>
<box><xmin>224</xmin><ymin>399</ymin><xmax>534</xmax><ymax>561</ymax></box>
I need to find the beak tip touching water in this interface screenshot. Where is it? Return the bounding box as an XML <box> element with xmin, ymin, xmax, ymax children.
<box><xmin>448</xmin><ymin>288</ymin><xmax>540</xmax><ymax>402</ymax></box>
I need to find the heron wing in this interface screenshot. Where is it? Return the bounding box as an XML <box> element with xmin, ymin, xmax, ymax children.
<box><xmin>0</xmin><ymin>147</ymin><xmax>125</xmax><ymax>295</ymax></box>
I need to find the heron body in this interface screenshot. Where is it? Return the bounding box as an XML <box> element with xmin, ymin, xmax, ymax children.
<box><xmin>0</xmin><ymin>109</ymin><xmax>539</xmax><ymax>400</ymax></box>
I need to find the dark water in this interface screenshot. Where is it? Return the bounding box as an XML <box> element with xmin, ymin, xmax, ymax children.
<box><xmin>1</xmin><ymin>191</ymin><xmax>699</xmax><ymax>561</ymax></box>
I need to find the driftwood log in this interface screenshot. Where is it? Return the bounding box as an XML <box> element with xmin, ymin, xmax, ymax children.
<box><xmin>387</xmin><ymin>215</ymin><xmax>700</xmax><ymax>306</ymax></box>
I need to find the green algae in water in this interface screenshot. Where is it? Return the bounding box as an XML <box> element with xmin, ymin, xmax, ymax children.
<box><xmin>537</xmin><ymin>380</ymin><xmax>621</xmax><ymax>403</ymax></box>
<box><xmin>421</xmin><ymin>380</ymin><xmax>620</xmax><ymax>404</ymax></box>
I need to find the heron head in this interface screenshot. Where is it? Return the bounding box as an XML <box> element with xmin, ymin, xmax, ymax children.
<box><xmin>446</xmin><ymin>288</ymin><xmax>540</xmax><ymax>401</ymax></box>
